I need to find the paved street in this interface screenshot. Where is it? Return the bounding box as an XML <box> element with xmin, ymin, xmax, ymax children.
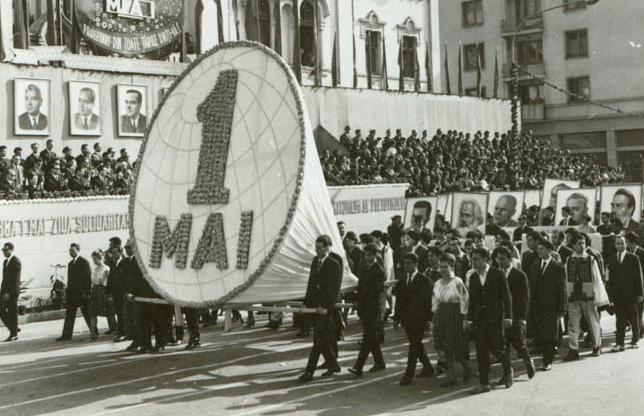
<box><xmin>0</xmin><ymin>313</ymin><xmax>642</xmax><ymax>416</ymax></box>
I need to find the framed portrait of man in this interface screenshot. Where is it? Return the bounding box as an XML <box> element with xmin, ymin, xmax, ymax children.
<box><xmin>488</xmin><ymin>191</ymin><xmax>525</xmax><ymax>228</ymax></box>
<box><xmin>69</xmin><ymin>81</ymin><xmax>102</xmax><ymax>136</ymax></box>
<box><xmin>555</xmin><ymin>188</ymin><xmax>597</xmax><ymax>226</ymax></box>
<box><xmin>601</xmin><ymin>184</ymin><xmax>642</xmax><ymax>234</ymax></box>
<box><xmin>541</xmin><ymin>178</ymin><xmax>581</xmax><ymax>210</ymax></box>
<box><xmin>117</xmin><ymin>84</ymin><xmax>148</xmax><ymax>137</ymax></box>
<box><xmin>14</xmin><ymin>78</ymin><xmax>50</xmax><ymax>136</ymax></box>
<box><xmin>451</xmin><ymin>192</ymin><xmax>488</xmax><ymax>237</ymax></box>
<box><xmin>404</xmin><ymin>197</ymin><xmax>438</xmax><ymax>234</ymax></box>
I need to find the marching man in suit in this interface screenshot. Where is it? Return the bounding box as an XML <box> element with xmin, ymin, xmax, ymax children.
<box><xmin>467</xmin><ymin>248</ymin><xmax>514</xmax><ymax>394</ymax></box>
<box><xmin>397</xmin><ymin>252</ymin><xmax>435</xmax><ymax>386</ymax></box>
<box><xmin>529</xmin><ymin>239</ymin><xmax>567</xmax><ymax>371</ymax></box>
<box><xmin>348</xmin><ymin>243</ymin><xmax>386</xmax><ymax>377</ymax></box>
<box><xmin>57</xmin><ymin>243</ymin><xmax>92</xmax><ymax>341</ymax></box>
<box><xmin>607</xmin><ymin>235</ymin><xmax>643</xmax><ymax>351</ymax></box>
<box><xmin>1</xmin><ymin>242</ymin><xmax>21</xmax><ymax>341</ymax></box>
<box><xmin>298</xmin><ymin>235</ymin><xmax>343</xmax><ymax>382</ymax></box>
<box><xmin>495</xmin><ymin>247</ymin><xmax>535</xmax><ymax>379</ymax></box>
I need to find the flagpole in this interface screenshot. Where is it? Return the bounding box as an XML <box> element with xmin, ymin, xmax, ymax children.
<box><xmin>493</xmin><ymin>49</ymin><xmax>499</xmax><ymax>98</ymax></box>
<box><xmin>365</xmin><ymin>32</ymin><xmax>372</xmax><ymax>89</ymax></box>
<box><xmin>351</xmin><ymin>0</ymin><xmax>358</xmax><ymax>88</ymax></box>
<box><xmin>381</xmin><ymin>31</ymin><xmax>389</xmax><ymax>91</ymax></box>
<box><xmin>444</xmin><ymin>44</ymin><xmax>451</xmax><ymax>95</ymax></box>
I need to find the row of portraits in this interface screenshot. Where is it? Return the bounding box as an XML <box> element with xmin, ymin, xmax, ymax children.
<box><xmin>404</xmin><ymin>183</ymin><xmax>643</xmax><ymax>237</ymax></box>
<box><xmin>13</xmin><ymin>78</ymin><xmax>148</xmax><ymax>138</ymax></box>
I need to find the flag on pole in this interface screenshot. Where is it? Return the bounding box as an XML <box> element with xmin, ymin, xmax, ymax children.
<box><xmin>180</xmin><ymin>0</ymin><xmax>187</xmax><ymax>62</ymax></box>
<box><xmin>476</xmin><ymin>43</ymin><xmax>482</xmax><ymax>97</ymax></box>
<box><xmin>398</xmin><ymin>39</ymin><xmax>404</xmax><ymax>92</ymax></box>
<box><xmin>381</xmin><ymin>32</ymin><xmax>389</xmax><ymax>91</ymax></box>
<box><xmin>331</xmin><ymin>32</ymin><xmax>338</xmax><ymax>87</ymax></box>
<box><xmin>493</xmin><ymin>49</ymin><xmax>499</xmax><ymax>98</ymax></box>
<box><xmin>457</xmin><ymin>43</ymin><xmax>463</xmax><ymax>96</ymax></box>
<box><xmin>444</xmin><ymin>44</ymin><xmax>451</xmax><ymax>95</ymax></box>
<box><xmin>352</xmin><ymin>33</ymin><xmax>358</xmax><ymax>88</ymax></box>
<box><xmin>313</xmin><ymin>0</ymin><xmax>320</xmax><ymax>87</ymax></box>
<box><xmin>425</xmin><ymin>43</ymin><xmax>432</xmax><ymax>93</ymax></box>
<box><xmin>292</xmin><ymin>1</ymin><xmax>302</xmax><ymax>84</ymax></box>
<box><xmin>232</xmin><ymin>0</ymin><xmax>240</xmax><ymax>40</ymax></box>
<box><xmin>413</xmin><ymin>40</ymin><xmax>420</xmax><ymax>92</ymax></box>
<box><xmin>216</xmin><ymin>0</ymin><xmax>225</xmax><ymax>44</ymax></box>
<box><xmin>365</xmin><ymin>33</ymin><xmax>373</xmax><ymax>89</ymax></box>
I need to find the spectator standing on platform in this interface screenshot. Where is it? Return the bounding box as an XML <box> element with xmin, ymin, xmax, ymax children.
<box><xmin>57</xmin><ymin>243</ymin><xmax>92</xmax><ymax>341</ymax></box>
<box><xmin>1</xmin><ymin>242</ymin><xmax>21</xmax><ymax>342</ymax></box>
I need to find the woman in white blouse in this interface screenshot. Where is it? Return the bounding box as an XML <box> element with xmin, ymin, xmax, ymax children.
<box><xmin>88</xmin><ymin>250</ymin><xmax>111</xmax><ymax>341</ymax></box>
<box><xmin>432</xmin><ymin>253</ymin><xmax>471</xmax><ymax>387</ymax></box>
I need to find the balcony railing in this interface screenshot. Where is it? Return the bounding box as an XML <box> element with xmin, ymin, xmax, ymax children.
<box><xmin>500</xmin><ymin>16</ymin><xmax>544</xmax><ymax>35</ymax></box>
<box><xmin>521</xmin><ymin>103</ymin><xmax>545</xmax><ymax>121</ymax></box>
<box><xmin>502</xmin><ymin>62</ymin><xmax>545</xmax><ymax>79</ymax></box>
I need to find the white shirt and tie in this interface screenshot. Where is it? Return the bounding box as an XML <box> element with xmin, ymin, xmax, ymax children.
<box><xmin>540</xmin><ymin>257</ymin><xmax>551</xmax><ymax>275</ymax></box>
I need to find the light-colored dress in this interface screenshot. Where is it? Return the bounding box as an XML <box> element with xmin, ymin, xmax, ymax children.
<box><xmin>432</xmin><ymin>274</ymin><xmax>469</xmax><ymax>357</ymax></box>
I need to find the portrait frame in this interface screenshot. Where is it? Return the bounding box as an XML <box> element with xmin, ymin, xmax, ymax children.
<box><xmin>14</xmin><ymin>77</ymin><xmax>51</xmax><ymax>136</ymax></box>
<box><xmin>69</xmin><ymin>80</ymin><xmax>102</xmax><ymax>136</ymax></box>
<box><xmin>554</xmin><ymin>188</ymin><xmax>597</xmax><ymax>225</ymax></box>
<box><xmin>488</xmin><ymin>191</ymin><xmax>525</xmax><ymax>228</ymax></box>
<box><xmin>541</xmin><ymin>178</ymin><xmax>581</xmax><ymax>210</ymax></box>
<box><xmin>404</xmin><ymin>196</ymin><xmax>438</xmax><ymax>234</ymax></box>
<box><xmin>117</xmin><ymin>84</ymin><xmax>148</xmax><ymax>138</ymax></box>
<box><xmin>451</xmin><ymin>192</ymin><xmax>488</xmax><ymax>237</ymax></box>
<box><xmin>600</xmin><ymin>184</ymin><xmax>642</xmax><ymax>230</ymax></box>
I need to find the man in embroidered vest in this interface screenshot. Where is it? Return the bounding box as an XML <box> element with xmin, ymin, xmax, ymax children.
<box><xmin>607</xmin><ymin>235</ymin><xmax>643</xmax><ymax>351</ymax></box>
<box><xmin>564</xmin><ymin>232</ymin><xmax>605</xmax><ymax>360</ymax></box>
<box><xmin>467</xmin><ymin>248</ymin><xmax>513</xmax><ymax>394</ymax></box>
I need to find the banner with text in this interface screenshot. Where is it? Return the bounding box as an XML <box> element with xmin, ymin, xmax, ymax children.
<box><xmin>0</xmin><ymin>196</ymin><xmax>129</xmax><ymax>301</ymax></box>
<box><xmin>328</xmin><ymin>184</ymin><xmax>410</xmax><ymax>235</ymax></box>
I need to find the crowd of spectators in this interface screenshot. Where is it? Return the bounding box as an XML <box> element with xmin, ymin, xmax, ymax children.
<box><xmin>321</xmin><ymin>127</ymin><xmax>626</xmax><ymax>197</ymax></box>
<box><xmin>0</xmin><ymin>140</ymin><xmax>134</xmax><ymax>200</ymax></box>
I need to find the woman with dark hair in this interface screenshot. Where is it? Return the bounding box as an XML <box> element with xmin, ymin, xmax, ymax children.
<box><xmin>88</xmin><ymin>250</ymin><xmax>114</xmax><ymax>341</ymax></box>
<box><xmin>432</xmin><ymin>253</ymin><xmax>471</xmax><ymax>386</ymax></box>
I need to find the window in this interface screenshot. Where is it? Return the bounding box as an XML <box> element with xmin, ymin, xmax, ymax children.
<box><xmin>564</xmin><ymin>0</ymin><xmax>587</xmax><ymax>11</ymax></box>
<box><xmin>517</xmin><ymin>83</ymin><xmax>544</xmax><ymax>104</ymax></box>
<box><xmin>616</xmin><ymin>129</ymin><xmax>644</xmax><ymax>147</ymax></box>
<box><xmin>465</xmin><ymin>87</ymin><xmax>487</xmax><ymax>97</ymax></box>
<box><xmin>565</xmin><ymin>29</ymin><xmax>588</xmax><ymax>58</ymax></box>
<box><xmin>517</xmin><ymin>39</ymin><xmax>543</xmax><ymax>65</ymax></box>
<box><xmin>365</xmin><ymin>30</ymin><xmax>382</xmax><ymax>76</ymax></box>
<box><xmin>463</xmin><ymin>43</ymin><xmax>484</xmax><ymax>71</ymax></box>
<box><xmin>567</xmin><ymin>76</ymin><xmax>590</xmax><ymax>103</ymax></box>
<box><xmin>401</xmin><ymin>36</ymin><xmax>417</xmax><ymax>78</ymax></box>
<box><xmin>462</xmin><ymin>1</ymin><xmax>484</xmax><ymax>27</ymax></box>
<box><xmin>515</xmin><ymin>0</ymin><xmax>541</xmax><ymax>21</ymax></box>
<box><xmin>300</xmin><ymin>1</ymin><xmax>315</xmax><ymax>67</ymax></box>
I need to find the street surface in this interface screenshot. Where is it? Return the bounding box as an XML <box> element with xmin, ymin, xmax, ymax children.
<box><xmin>0</xmin><ymin>313</ymin><xmax>642</xmax><ymax>416</ymax></box>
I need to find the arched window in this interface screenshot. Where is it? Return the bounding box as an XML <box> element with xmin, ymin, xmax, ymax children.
<box><xmin>299</xmin><ymin>0</ymin><xmax>315</xmax><ymax>67</ymax></box>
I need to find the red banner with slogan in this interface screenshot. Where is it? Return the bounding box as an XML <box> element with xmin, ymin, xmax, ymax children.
<box><xmin>75</xmin><ymin>0</ymin><xmax>183</xmax><ymax>59</ymax></box>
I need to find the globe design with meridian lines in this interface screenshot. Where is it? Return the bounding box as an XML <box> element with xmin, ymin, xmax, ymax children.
<box><xmin>130</xmin><ymin>43</ymin><xmax>308</xmax><ymax>305</ymax></box>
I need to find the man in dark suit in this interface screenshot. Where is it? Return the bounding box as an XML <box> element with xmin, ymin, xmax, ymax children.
<box><xmin>18</xmin><ymin>84</ymin><xmax>48</xmax><ymax>131</ymax></box>
<box><xmin>298</xmin><ymin>235</ymin><xmax>343</xmax><ymax>382</ymax></box>
<box><xmin>553</xmin><ymin>231</ymin><xmax>572</xmax><ymax>265</ymax></box>
<box><xmin>106</xmin><ymin>245</ymin><xmax>127</xmax><ymax>341</ymax></box>
<box><xmin>467</xmin><ymin>248</ymin><xmax>513</xmax><ymax>394</ymax></box>
<box><xmin>407</xmin><ymin>230</ymin><xmax>428</xmax><ymax>273</ymax></box>
<box><xmin>512</xmin><ymin>214</ymin><xmax>533</xmax><ymax>242</ymax></box>
<box><xmin>625</xmin><ymin>231</ymin><xmax>644</xmax><ymax>340</ymax></box>
<box><xmin>39</xmin><ymin>139</ymin><xmax>56</xmax><ymax>165</ymax></box>
<box><xmin>1</xmin><ymin>242</ymin><xmax>21</xmax><ymax>341</ymax></box>
<box><xmin>530</xmin><ymin>240</ymin><xmax>567</xmax><ymax>370</ymax></box>
<box><xmin>496</xmin><ymin>247</ymin><xmax>535</xmax><ymax>379</ymax></box>
<box><xmin>348</xmin><ymin>244</ymin><xmax>386</xmax><ymax>377</ymax></box>
<box><xmin>56</xmin><ymin>243</ymin><xmax>92</xmax><ymax>341</ymax></box>
<box><xmin>397</xmin><ymin>252</ymin><xmax>434</xmax><ymax>385</ymax></box>
<box><xmin>608</xmin><ymin>235</ymin><xmax>643</xmax><ymax>351</ymax></box>
<box><xmin>120</xmin><ymin>89</ymin><xmax>146</xmax><ymax>134</ymax></box>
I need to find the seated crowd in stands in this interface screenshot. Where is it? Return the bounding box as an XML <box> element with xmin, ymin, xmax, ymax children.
<box><xmin>321</xmin><ymin>127</ymin><xmax>625</xmax><ymax>196</ymax></box>
<box><xmin>0</xmin><ymin>140</ymin><xmax>134</xmax><ymax>199</ymax></box>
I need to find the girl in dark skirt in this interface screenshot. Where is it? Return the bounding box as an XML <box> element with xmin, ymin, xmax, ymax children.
<box><xmin>432</xmin><ymin>253</ymin><xmax>471</xmax><ymax>386</ymax></box>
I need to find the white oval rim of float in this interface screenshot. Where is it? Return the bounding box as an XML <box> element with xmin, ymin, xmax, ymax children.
<box><xmin>128</xmin><ymin>41</ymin><xmax>308</xmax><ymax>307</ymax></box>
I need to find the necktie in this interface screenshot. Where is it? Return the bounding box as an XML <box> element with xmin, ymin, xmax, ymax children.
<box><xmin>32</xmin><ymin>117</ymin><xmax>37</xmax><ymax>128</ymax></box>
<box><xmin>541</xmin><ymin>261</ymin><xmax>547</xmax><ymax>275</ymax></box>
<box><xmin>619</xmin><ymin>252</ymin><xmax>623</xmax><ymax>264</ymax></box>
<box><xmin>131</xmin><ymin>118</ymin><xmax>136</xmax><ymax>129</ymax></box>
<box><xmin>83</xmin><ymin>117</ymin><xmax>89</xmax><ymax>129</ymax></box>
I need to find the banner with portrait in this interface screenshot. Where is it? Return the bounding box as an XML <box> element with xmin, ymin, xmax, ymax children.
<box><xmin>14</xmin><ymin>78</ymin><xmax>50</xmax><ymax>136</ymax></box>
<box><xmin>600</xmin><ymin>184</ymin><xmax>642</xmax><ymax>233</ymax></box>
<box><xmin>404</xmin><ymin>197</ymin><xmax>438</xmax><ymax>234</ymax></box>
<box><xmin>523</xmin><ymin>190</ymin><xmax>541</xmax><ymax>210</ymax></box>
<box><xmin>117</xmin><ymin>84</ymin><xmax>148</xmax><ymax>137</ymax></box>
<box><xmin>488</xmin><ymin>191</ymin><xmax>525</xmax><ymax>227</ymax></box>
<box><xmin>69</xmin><ymin>81</ymin><xmax>102</xmax><ymax>136</ymax></box>
<box><xmin>451</xmin><ymin>192</ymin><xmax>488</xmax><ymax>237</ymax></box>
<box><xmin>541</xmin><ymin>178</ymin><xmax>581</xmax><ymax>210</ymax></box>
<box><xmin>555</xmin><ymin>188</ymin><xmax>597</xmax><ymax>226</ymax></box>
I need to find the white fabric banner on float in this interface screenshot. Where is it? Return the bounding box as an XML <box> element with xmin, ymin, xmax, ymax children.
<box><xmin>328</xmin><ymin>184</ymin><xmax>410</xmax><ymax>235</ymax></box>
<box><xmin>0</xmin><ymin>196</ymin><xmax>130</xmax><ymax>300</ymax></box>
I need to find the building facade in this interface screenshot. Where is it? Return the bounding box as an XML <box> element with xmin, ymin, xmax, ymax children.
<box><xmin>439</xmin><ymin>0</ymin><xmax>644</xmax><ymax>180</ymax></box>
